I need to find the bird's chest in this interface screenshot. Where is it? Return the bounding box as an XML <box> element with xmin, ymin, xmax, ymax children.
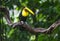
<box><xmin>22</xmin><ymin>10</ymin><xmax>29</xmax><ymax>17</ymax></box>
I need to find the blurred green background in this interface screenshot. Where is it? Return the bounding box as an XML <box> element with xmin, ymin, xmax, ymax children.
<box><xmin>0</xmin><ymin>0</ymin><xmax>60</xmax><ymax>41</ymax></box>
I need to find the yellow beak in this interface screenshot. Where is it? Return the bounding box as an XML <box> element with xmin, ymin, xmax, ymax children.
<box><xmin>25</xmin><ymin>7</ymin><xmax>34</xmax><ymax>15</ymax></box>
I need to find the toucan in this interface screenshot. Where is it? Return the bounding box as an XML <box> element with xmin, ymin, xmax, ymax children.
<box><xmin>19</xmin><ymin>7</ymin><xmax>34</xmax><ymax>22</ymax></box>
<box><xmin>19</xmin><ymin>7</ymin><xmax>34</xmax><ymax>30</ymax></box>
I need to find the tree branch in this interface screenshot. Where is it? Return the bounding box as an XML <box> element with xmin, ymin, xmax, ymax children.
<box><xmin>46</xmin><ymin>20</ymin><xmax>60</xmax><ymax>34</ymax></box>
<box><xmin>0</xmin><ymin>6</ymin><xmax>60</xmax><ymax>34</ymax></box>
<box><xmin>0</xmin><ymin>6</ymin><xmax>12</xmax><ymax>26</ymax></box>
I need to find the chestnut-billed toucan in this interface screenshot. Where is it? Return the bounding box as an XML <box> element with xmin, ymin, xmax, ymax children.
<box><xmin>19</xmin><ymin>7</ymin><xmax>34</xmax><ymax>22</ymax></box>
<box><xmin>19</xmin><ymin>7</ymin><xmax>34</xmax><ymax>30</ymax></box>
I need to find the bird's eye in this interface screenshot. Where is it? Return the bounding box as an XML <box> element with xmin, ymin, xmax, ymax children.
<box><xmin>24</xmin><ymin>9</ymin><xmax>28</xmax><ymax>12</ymax></box>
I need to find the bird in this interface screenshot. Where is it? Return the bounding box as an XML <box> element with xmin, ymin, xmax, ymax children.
<box><xmin>19</xmin><ymin>7</ymin><xmax>34</xmax><ymax>22</ymax></box>
<box><xmin>19</xmin><ymin>7</ymin><xmax>34</xmax><ymax>30</ymax></box>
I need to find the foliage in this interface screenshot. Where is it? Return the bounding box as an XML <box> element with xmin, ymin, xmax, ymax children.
<box><xmin>0</xmin><ymin>0</ymin><xmax>60</xmax><ymax>41</ymax></box>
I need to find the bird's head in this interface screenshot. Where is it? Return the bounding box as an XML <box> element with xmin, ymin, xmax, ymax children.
<box><xmin>22</xmin><ymin>7</ymin><xmax>34</xmax><ymax>17</ymax></box>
